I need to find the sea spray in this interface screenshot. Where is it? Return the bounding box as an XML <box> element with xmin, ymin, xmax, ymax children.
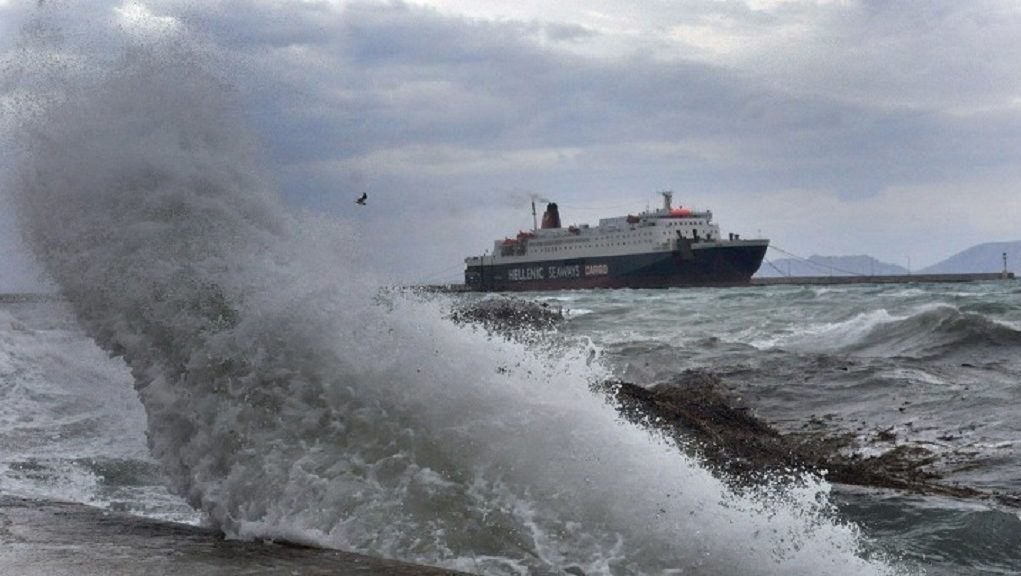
<box><xmin>3</xmin><ymin>16</ymin><xmax>901</xmax><ymax>575</ymax></box>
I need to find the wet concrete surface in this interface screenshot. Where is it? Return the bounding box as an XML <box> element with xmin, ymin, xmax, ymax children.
<box><xmin>0</xmin><ymin>496</ymin><xmax>471</xmax><ymax>576</ymax></box>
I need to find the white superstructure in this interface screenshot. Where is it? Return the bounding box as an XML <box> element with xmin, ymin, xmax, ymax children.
<box><xmin>465</xmin><ymin>192</ymin><xmax>743</xmax><ymax>266</ymax></box>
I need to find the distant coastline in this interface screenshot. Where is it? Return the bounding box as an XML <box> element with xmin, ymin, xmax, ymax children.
<box><xmin>758</xmin><ymin>240</ymin><xmax>1021</xmax><ymax>278</ymax></box>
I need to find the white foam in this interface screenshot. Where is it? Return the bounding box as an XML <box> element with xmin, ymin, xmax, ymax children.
<box><xmin>760</xmin><ymin>309</ymin><xmax>900</xmax><ymax>352</ymax></box>
<box><xmin>2</xmin><ymin>17</ymin><xmax>901</xmax><ymax>575</ymax></box>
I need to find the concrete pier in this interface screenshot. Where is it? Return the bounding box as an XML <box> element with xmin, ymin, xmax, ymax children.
<box><xmin>751</xmin><ymin>272</ymin><xmax>1014</xmax><ymax>287</ymax></box>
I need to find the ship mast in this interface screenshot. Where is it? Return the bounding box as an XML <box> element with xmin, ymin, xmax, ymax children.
<box><xmin>532</xmin><ymin>200</ymin><xmax>538</xmax><ymax>231</ymax></box>
<box><xmin>661</xmin><ymin>190</ymin><xmax>673</xmax><ymax>211</ymax></box>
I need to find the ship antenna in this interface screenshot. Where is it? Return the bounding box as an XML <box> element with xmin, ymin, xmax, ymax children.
<box><xmin>531</xmin><ymin>200</ymin><xmax>538</xmax><ymax>231</ymax></box>
<box><xmin>661</xmin><ymin>190</ymin><xmax>673</xmax><ymax>211</ymax></box>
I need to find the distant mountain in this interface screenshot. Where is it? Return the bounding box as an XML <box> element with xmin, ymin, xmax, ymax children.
<box><xmin>756</xmin><ymin>254</ymin><xmax>908</xmax><ymax>277</ymax></box>
<box><xmin>919</xmin><ymin>241</ymin><xmax>1021</xmax><ymax>274</ymax></box>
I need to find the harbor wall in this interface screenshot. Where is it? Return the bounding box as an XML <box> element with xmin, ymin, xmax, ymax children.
<box><xmin>750</xmin><ymin>272</ymin><xmax>1014</xmax><ymax>286</ymax></box>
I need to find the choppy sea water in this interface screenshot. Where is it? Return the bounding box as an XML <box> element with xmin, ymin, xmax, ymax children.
<box><xmin>3</xmin><ymin>282</ymin><xmax>1021</xmax><ymax>575</ymax></box>
<box><xmin>542</xmin><ymin>282</ymin><xmax>1021</xmax><ymax>575</ymax></box>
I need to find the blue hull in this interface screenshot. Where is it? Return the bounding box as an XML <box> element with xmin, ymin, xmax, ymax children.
<box><xmin>465</xmin><ymin>242</ymin><xmax>768</xmax><ymax>291</ymax></box>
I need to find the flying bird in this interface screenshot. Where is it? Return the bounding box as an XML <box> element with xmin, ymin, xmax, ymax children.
<box><xmin>355</xmin><ymin>192</ymin><xmax>367</xmax><ymax>206</ymax></box>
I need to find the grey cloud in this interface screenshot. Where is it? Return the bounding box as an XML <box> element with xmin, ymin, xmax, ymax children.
<box><xmin>7</xmin><ymin>0</ymin><xmax>1020</xmax><ymax>197</ymax></box>
<box><xmin>191</xmin><ymin>1</ymin><xmax>1021</xmax><ymax>199</ymax></box>
<box><xmin>541</xmin><ymin>23</ymin><xmax>595</xmax><ymax>43</ymax></box>
<box><xmin>746</xmin><ymin>1</ymin><xmax>1021</xmax><ymax>110</ymax></box>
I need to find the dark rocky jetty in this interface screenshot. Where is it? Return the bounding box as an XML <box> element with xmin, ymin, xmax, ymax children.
<box><xmin>447</xmin><ymin>297</ymin><xmax>564</xmax><ymax>333</ymax></box>
<box><xmin>598</xmin><ymin>370</ymin><xmax>1021</xmax><ymax>506</ymax></box>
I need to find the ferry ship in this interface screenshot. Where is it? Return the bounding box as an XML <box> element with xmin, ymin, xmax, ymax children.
<box><xmin>464</xmin><ymin>192</ymin><xmax>768</xmax><ymax>291</ymax></box>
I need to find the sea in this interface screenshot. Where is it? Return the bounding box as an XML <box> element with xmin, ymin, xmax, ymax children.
<box><xmin>3</xmin><ymin>282</ymin><xmax>1021</xmax><ymax>575</ymax></box>
<box><xmin>3</xmin><ymin>15</ymin><xmax>1021</xmax><ymax>576</ymax></box>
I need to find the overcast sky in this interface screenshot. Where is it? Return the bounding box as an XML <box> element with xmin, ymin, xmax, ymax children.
<box><xmin>2</xmin><ymin>0</ymin><xmax>1021</xmax><ymax>289</ymax></box>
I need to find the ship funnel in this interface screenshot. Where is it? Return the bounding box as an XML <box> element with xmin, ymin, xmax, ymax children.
<box><xmin>541</xmin><ymin>203</ymin><xmax>562</xmax><ymax>229</ymax></box>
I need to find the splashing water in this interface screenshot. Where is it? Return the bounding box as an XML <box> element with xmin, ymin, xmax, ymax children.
<box><xmin>2</xmin><ymin>17</ymin><xmax>902</xmax><ymax>576</ymax></box>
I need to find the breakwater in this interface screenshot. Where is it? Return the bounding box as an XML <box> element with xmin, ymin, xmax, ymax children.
<box><xmin>751</xmin><ymin>272</ymin><xmax>1013</xmax><ymax>286</ymax></box>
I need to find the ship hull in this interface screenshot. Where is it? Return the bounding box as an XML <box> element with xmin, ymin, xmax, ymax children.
<box><xmin>465</xmin><ymin>241</ymin><xmax>768</xmax><ymax>291</ymax></box>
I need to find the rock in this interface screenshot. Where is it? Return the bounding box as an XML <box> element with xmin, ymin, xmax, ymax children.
<box><xmin>448</xmin><ymin>297</ymin><xmax>563</xmax><ymax>333</ymax></box>
<box><xmin>596</xmin><ymin>370</ymin><xmax>1021</xmax><ymax>505</ymax></box>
